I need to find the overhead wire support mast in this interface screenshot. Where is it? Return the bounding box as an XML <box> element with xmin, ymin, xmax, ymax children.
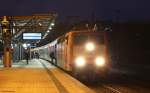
<box><xmin>1</xmin><ymin>16</ymin><xmax>12</xmax><ymax>67</ymax></box>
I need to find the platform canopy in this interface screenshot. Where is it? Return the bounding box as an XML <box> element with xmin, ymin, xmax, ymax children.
<box><xmin>0</xmin><ymin>12</ymin><xmax>57</xmax><ymax>44</ymax></box>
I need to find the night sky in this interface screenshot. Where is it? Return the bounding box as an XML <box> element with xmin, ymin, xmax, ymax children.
<box><xmin>0</xmin><ymin>0</ymin><xmax>150</xmax><ymax>21</ymax></box>
<box><xmin>0</xmin><ymin>0</ymin><xmax>150</xmax><ymax>65</ymax></box>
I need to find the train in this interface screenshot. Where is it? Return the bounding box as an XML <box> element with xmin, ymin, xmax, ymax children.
<box><xmin>32</xmin><ymin>29</ymin><xmax>111</xmax><ymax>78</ymax></box>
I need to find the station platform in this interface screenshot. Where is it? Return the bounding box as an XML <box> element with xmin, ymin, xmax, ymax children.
<box><xmin>0</xmin><ymin>59</ymin><xmax>95</xmax><ymax>93</ymax></box>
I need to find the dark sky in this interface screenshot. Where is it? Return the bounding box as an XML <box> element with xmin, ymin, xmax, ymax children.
<box><xmin>0</xmin><ymin>0</ymin><xmax>150</xmax><ymax>21</ymax></box>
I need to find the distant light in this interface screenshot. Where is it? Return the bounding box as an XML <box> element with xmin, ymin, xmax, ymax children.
<box><xmin>22</xmin><ymin>43</ymin><xmax>27</xmax><ymax>48</ymax></box>
<box><xmin>51</xmin><ymin>23</ymin><xmax>55</xmax><ymax>26</ymax></box>
<box><xmin>11</xmin><ymin>44</ymin><xmax>13</xmax><ymax>49</ymax></box>
<box><xmin>47</xmin><ymin>30</ymin><xmax>50</xmax><ymax>33</ymax></box>
<box><xmin>49</xmin><ymin>27</ymin><xmax>52</xmax><ymax>30</ymax></box>
<box><xmin>14</xmin><ymin>44</ymin><xmax>17</xmax><ymax>47</ymax></box>
<box><xmin>13</xmin><ymin>23</ymin><xmax>16</xmax><ymax>26</ymax></box>
<box><xmin>27</xmin><ymin>44</ymin><xmax>31</xmax><ymax>47</ymax></box>
<box><xmin>39</xmin><ymin>23</ymin><xmax>42</xmax><ymax>26</ymax></box>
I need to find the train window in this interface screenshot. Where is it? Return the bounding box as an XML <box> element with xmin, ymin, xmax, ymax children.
<box><xmin>73</xmin><ymin>34</ymin><xmax>104</xmax><ymax>44</ymax></box>
<box><xmin>57</xmin><ymin>35</ymin><xmax>66</xmax><ymax>43</ymax></box>
<box><xmin>65</xmin><ymin>36</ymin><xmax>68</xmax><ymax>44</ymax></box>
<box><xmin>57</xmin><ymin>39</ymin><xmax>61</xmax><ymax>44</ymax></box>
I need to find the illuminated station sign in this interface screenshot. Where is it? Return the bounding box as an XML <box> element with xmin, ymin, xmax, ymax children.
<box><xmin>23</xmin><ymin>33</ymin><xmax>42</xmax><ymax>40</ymax></box>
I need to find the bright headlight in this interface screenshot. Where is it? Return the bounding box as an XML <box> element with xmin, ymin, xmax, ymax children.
<box><xmin>85</xmin><ymin>42</ymin><xmax>95</xmax><ymax>51</ymax></box>
<box><xmin>75</xmin><ymin>57</ymin><xmax>86</xmax><ymax>67</ymax></box>
<box><xmin>95</xmin><ymin>57</ymin><xmax>105</xmax><ymax>66</ymax></box>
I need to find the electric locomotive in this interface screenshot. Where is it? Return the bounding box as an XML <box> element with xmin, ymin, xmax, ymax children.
<box><xmin>34</xmin><ymin>30</ymin><xmax>110</xmax><ymax>78</ymax></box>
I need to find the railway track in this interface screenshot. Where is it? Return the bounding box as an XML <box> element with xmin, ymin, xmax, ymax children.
<box><xmin>88</xmin><ymin>83</ymin><xmax>124</xmax><ymax>93</ymax></box>
<box><xmin>87</xmin><ymin>75</ymin><xmax>150</xmax><ymax>93</ymax></box>
<box><xmin>39</xmin><ymin>59</ymin><xmax>150</xmax><ymax>93</ymax></box>
<box><xmin>102</xmin><ymin>85</ymin><xmax>123</xmax><ymax>93</ymax></box>
<box><xmin>39</xmin><ymin>60</ymin><xmax>128</xmax><ymax>93</ymax></box>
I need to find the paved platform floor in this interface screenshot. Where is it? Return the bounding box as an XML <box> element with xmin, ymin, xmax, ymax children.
<box><xmin>0</xmin><ymin>59</ymin><xmax>95</xmax><ymax>93</ymax></box>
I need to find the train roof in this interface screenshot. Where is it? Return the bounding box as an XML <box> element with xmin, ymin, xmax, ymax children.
<box><xmin>66</xmin><ymin>30</ymin><xmax>105</xmax><ymax>35</ymax></box>
<box><xmin>31</xmin><ymin>30</ymin><xmax>106</xmax><ymax>51</ymax></box>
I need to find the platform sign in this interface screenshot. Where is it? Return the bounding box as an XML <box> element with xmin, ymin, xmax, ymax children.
<box><xmin>23</xmin><ymin>33</ymin><xmax>42</xmax><ymax>40</ymax></box>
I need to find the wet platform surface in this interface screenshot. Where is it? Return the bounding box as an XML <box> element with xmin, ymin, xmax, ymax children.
<box><xmin>0</xmin><ymin>59</ymin><xmax>95</xmax><ymax>93</ymax></box>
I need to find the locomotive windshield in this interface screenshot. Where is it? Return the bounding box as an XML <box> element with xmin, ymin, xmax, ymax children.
<box><xmin>73</xmin><ymin>34</ymin><xmax>104</xmax><ymax>44</ymax></box>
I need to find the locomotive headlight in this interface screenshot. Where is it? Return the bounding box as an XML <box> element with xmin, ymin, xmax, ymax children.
<box><xmin>75</xmin><ymin>57</ymin><xmax>86</xmax><ymax>67</ymax></box>
<box><xmin>95</xmin><ymin>57</ymin><xmax>105</xmax><ymax>66</ymax></box>
<box><xmin>85</xmin><ymin>42</ymin><xmax>95</xmax><ymax>51</ymax></box>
